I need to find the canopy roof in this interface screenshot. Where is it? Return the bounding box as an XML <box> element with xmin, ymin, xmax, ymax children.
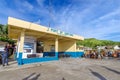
<box><xmin>8</xmin><ymin>17</ymin><xmax>84</xmax><ymax>41</ymax></box>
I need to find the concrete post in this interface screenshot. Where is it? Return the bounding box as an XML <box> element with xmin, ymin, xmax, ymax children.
<box><xmin>19</xmin><ymin>30</ymin><xmax>25</xmax><ymax>52</ymax></box>
<box><xmin>18</xmin><ymin>30</ymin><xmax>25</xmax><ymax>65</ymax></box>
<box><xmin>74</xmin><ymin>41</ymin><xmax>77</xmax><ymax>57</ymax></box>
<box><xmin>55</xmin><ymin>37</ymin><xmax>58</xmax><ymax>58</ymax></box>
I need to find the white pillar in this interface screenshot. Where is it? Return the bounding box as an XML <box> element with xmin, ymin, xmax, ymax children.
<box><xmin>74</xmin><ymin>41</ymin><xmax>77</xmax><ymax>52</ymax></box>
<box><xmin>55</xmin><ymin>37</ymin><xmax>58</xmax><ymax>58</ymax></box>
<box><xmin>55</xmin><ymin>37</ymin><xmax>58</xmax><ymax>52</ymax></box>
<box><xmin>19</xmin><ymin>30</ymin><xmax>25</xmax><ymax>52</ymax></box>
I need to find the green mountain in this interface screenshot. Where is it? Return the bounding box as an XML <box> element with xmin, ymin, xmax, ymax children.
<box><xmin>77</xmin><ymin>38</ymin><xmax>120</xmax><ymax>49</ymax></box>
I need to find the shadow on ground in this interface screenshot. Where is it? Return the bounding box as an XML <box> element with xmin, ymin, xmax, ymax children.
<box><xmin>62</xmin><ymin>77</ymin><xmax>66</xmax><ymax>80</ymax></box>
<box><xmin>89</xmin><ymin>69</ymin><xmax>107</xmax><ymax>80</ymax></box>
<box><xmin>101</xmin><ymin>66</ymin><xmax>120</xmax><ymax>74</ymax></box>
<box><xmin>22</xmin><ymin>73</ymin><xmax>40</xmax><ymax>80</ymax></box>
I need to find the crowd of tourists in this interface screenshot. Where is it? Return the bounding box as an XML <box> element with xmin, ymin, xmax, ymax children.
<box><xmin>84</xmin><ymin>49</ymin><xmax>120</xmax><ymax>59</ymax></box>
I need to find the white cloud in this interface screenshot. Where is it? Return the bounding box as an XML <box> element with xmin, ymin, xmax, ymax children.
<box><xmin>83</xmin><ymin>19</ymin><xmax>120</xmax><ymax>41</ymax></box>
<box><xmin>0</xmin><ymin>6</ymin><xmax>25</xmax><ymax>24</ymax></box>
<box><xmin>37</xmin><ymin>0</ymin><xmax>45</xmax><ymax>7</ymax></box>
<box><xmin>23</xmin><ymin>1</ymin><xmax>33</xmax><ymax>10</ymax></box>
<box><xmin>53</xmin><ymin>4</ymin><xmax>94</xmax><ymax>34</ymax></box>
<box><xmin>0</xmin><ymin>0</ymin><xmax>120</xmax><ymax>41</ymax></box>
<box><xmin>91</xmin><ymin>8</ymin><xmax>120</xmax><ymax>24</ymax></box>
<box><xmin>0</xmin><ymin>0</ymin><xmax>34</xmax><ymax>24</ymax></box>
<box><xmin>50</xmin><ymin>0</ymin><xmax>120</xmax><ymax>41</ymax></box>
<box><xmin>14</xmin><ymin>0</ymin><xmax>34</xmax><ymax>13</ymax></box>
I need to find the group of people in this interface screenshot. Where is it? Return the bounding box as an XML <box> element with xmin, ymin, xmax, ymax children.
<box><xmin>2</xmin><ymin>43</ymin><xmax>15</xmax><ymax>66</ymax></box>
<box><xmin>84</xmin><ymin>49</ymin><xmax>120</xmax><ymax>59</ymax></box>
<box><xmin>84</xmin><ymin>50</ymin><xmax>106</xmax><ymax>59</ymax></box>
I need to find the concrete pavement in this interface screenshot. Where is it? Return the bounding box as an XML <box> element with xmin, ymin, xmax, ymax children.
<box><xmin>0</xmin><ymin>58</ymin><xmax>120</xmax><ymax>80</ymax></box>
<box><xmin>0</xmin><ymin>60</ymin><xmax>42</xmax><ymax>72</ymax></box>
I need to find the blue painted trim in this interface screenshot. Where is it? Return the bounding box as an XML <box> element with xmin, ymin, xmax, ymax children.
<box><xmin>22</xmin><ymin>57</ymin><xmax>58</xmax><ymax>64</ymax></box>
<box><xmin>16</xmin><ymin>51</ymin><xmax>84</xmax><ymax>65</ymax></box>
<box><xmin>43</xmin><ymin>52</ymin><xmax>55</xmax><ymax>57</ymax></box>
<box><xmin>18</xmin><ymin>52</ymin><xmax>23</xmax><ymax>65</ymax></box>
<box><xmin>22</xmin><ymin>52</ymin><xmax>58</xmax><ymax>64</ymax></box>
<box><xmin>64</xmin><ymin>52</ymin><xmax>77</xmax><ymax>57</ymax></box>
<box><xmin>43</xmin><ymin>52</ymin><xmax>58</xmax><ymax>58</ymax></box>
<box><xmin>76</xmin><ymin>52</ymin><xmax>84</xmax><ymax>57</ymax></box>
<box><xmin>55</xmin><ymin>52</ymin><xmax>58</xmax><ymax>58</ymax></box>
<box><xmin>17</xmin><ymin>52</ymin><xmax>59</xmax><ymax>65</ymax></box>
<box><xmin>58</xmin><ymin>52</ymin><xmax>84</xmax><ymax>58</ymax></box>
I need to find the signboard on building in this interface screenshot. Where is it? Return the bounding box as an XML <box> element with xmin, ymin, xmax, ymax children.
<box><xmin>47</xmin><ymin>28</ymin><xmax>74</xmax><ymax>37</ymax></box>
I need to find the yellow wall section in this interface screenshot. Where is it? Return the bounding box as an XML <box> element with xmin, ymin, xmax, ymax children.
<box><xmin>59</xmin><ymin>41</ymin><xmax>76</xmax><ymax>52</ymax></box>
<box><xmin>43</xmin><ymin>40</ymin><xmax>76</xmax><ymax>52</ymax></box>
<box><xmin>17</xmin><ymin>32</ymin><xmax>77</xmax><ymax>53</ymax></box>
<box><xmin>43</xmin><ymin>40</ymin><xmax>55</xmax><ymax>52</ymax></box>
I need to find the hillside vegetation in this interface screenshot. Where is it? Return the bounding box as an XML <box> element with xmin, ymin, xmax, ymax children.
<box><xmin>0</xmin><ymin>24</ymin><xmax>15</xmax><ymax>43</ymax></box>
<box><xmin>77</xmin><ymin>38</ymin><xmax>120</xmax><ymax>49</ymax></box>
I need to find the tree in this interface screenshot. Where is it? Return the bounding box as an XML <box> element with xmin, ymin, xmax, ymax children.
<box><xmin>0</xmin><ymin>24</ymin><xmax>8</xmax><ymax>37</ymax></box>
<box><xmin>0</xmin><ymin>24</ymin><xmax>15</xmax><ymax>44</ymax></box>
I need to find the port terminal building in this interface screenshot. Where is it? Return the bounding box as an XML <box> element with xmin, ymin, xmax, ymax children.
<box><xmin>8</xmin><ymin>17</ymin><xmax>84</xmax><ymax>65</ymax></box>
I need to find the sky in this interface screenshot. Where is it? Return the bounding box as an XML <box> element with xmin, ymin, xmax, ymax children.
<box><xmin>0</xmin><ymin>0</ymin><xmax>120</xmax><ymax>41</ymax></box>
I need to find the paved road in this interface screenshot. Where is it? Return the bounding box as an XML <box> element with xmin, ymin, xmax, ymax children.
<box><xmin>0</xmin><ymin>58</ymin><xmax>120</xmax><ymax>80</ymax></box>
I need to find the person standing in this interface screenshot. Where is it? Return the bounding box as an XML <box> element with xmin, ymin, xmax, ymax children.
<box><xmin>2</xmin><ymin>44</ymin><xmax>9</xmax><ymax>66</ymax></box>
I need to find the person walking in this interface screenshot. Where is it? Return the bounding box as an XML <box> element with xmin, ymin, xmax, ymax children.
<box><xmin>2</xmin><ymin>44</ymin><xmax>9</xmax><ymax>66</ymax></box>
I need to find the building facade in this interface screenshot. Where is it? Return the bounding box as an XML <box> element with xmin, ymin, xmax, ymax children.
<box><xmin>8</xmin><ymin>17</ymin><xmax>84</xmax><ymax>65</ymax></box>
